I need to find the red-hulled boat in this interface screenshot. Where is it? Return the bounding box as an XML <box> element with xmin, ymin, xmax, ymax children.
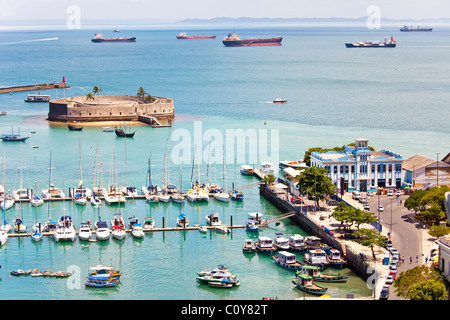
<box><xmin>176</xmin><ymin>32</ymin><xmax>216</xmax><ymax>39</ymax></box>
<box><xmin>222</xmin><ymin>32</ymin><xmax>282</xmax><ymax>47</ymax></box>
<box><xmin>91</xmin><ymin>33</ymin><xmax>136</xmax><ymax>43</ymax></box>
<box><xmin>273</xmin><ymin>98</ymin><xmax>287</xmax><ymax>103</ymax></box>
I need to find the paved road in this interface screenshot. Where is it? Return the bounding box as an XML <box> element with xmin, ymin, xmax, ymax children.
<box><xmin>367</xmin><ymin>193</ymin><xmax>429</xmax><ymax>300</ymax></box>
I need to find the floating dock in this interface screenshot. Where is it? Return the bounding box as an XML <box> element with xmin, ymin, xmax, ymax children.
<box><xmin>0</xmin><ymin>82</ymin><xmax>69</xmax><ymax>94</ymax></box>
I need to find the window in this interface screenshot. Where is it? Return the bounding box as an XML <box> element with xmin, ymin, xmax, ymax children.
<box><xmin>371</xmin><ymin>165</ymin><xmax>375</xmax><ymax>173</ymax></box>
<box><xmin>351</xmin><ymin>165</ymin><xmax>355</xmax><ymax>173</ymax></box>
<box><xmin>340</xmin><ymin>166</ymin><xmax>343</xmax><ymax>174</ymax></box>
<box><xmin>334</xmin><ymin>166</ymin><xmax>337</xmax><ymax>174</ymax></box>
<box><xmin>389</xmin><ymin>164</ymin><xmax>392</xmax><ymax>172</ymax></box>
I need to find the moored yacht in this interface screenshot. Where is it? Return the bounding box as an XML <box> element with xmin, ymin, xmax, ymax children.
<box><xmin>206</xmin><ymin>211</ymin><xmax>222</xmax><ymax>226</ymax></box>
<box><xmin>52</xmin><ymin>216</ymin><xmax>76</xmax><ymax>242</ymax></box>
<box><xmin>95</xmin><ymin>220</ymin><xmax>110</xmax><ymax>241</ymax></box>
<box><xmin>78</xmin><ymin>222</ymin><xmax>92</xmax><ymax>241</ymax></box>
<box><xmin>110</xmin><ymin>213</ymin><xmax>126</xmax><ymax>240</ymax></box>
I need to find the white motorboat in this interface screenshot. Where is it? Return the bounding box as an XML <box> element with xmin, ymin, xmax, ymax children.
<box><xmin>248</xmin><ymin>212</ymin><xmax>266</xmax><ymax>224</ymax></box>
<box><xmin>90</xmin><ymin>196</ymin><xmax>101</xmax><ymax>207</ymax></box>
<box><xmin>206</xmin><ymin>211</ymin><xmax>222</xmax><ymax>226</ymax></box>
<box><xmin>122</xmin><ymin>186</ymin><xmax>138</xmax><ymax>197</ymax></box>
<box><xmin>74</xmin><ymin>193</ymin><xmax>87</xmax><ymax>206</ymax></box>
<box><xmin>104</xmin><ymin>186</ymin><xmax>126</xmax><ymax>205</ymax></box>
<box><xmin>273</xmin><ymin>233</ymin><xmax>290</xmax><ymax>250</ymax></box>
<box><xmin>131</xmin><ymin>222</ymin><xmax>144</xmax><ymax>238</ymax></box>
<box><xmin>31</xmin><ymin>229</ymin><xmax>43</xmax><ymax>242</ymax></box>
<box><xmin>78</xmin><ymin>222</ymin><xmax>92</xmax><ymax>241</ymax></box>
<box><xmin>288</xmin><ymin>235</ymin><xmax>307</xmax><ymax>252</ymax></box>
<box><xmin>0</xmin><ymin>230</ymin><xmax>7</xmax><ymax>246</ymax></box>
<box><xmin>31</xmin><ymin>194</ymin><xmax>44</xmax><ymax>207</ymax></box>
<box><xmin>95</xmin><ymin>220</ymin><xmax>110</xmax><ymax>241</ymax></box>
<box><xmin>176</xmin><ymin>213</ymin><xmax>189</xmax><ymax>227</ymax></box>
<box><xmin>14</xmin><ymin>218</ymin><xmax>26</xmax><ymax>233</ymax></box>
<box><xmin>0</xmin><ymin>197</ymin><xmax>15</xmax><ymax>211</ymax></box>
<box><xmin>198</xmin><ymin>224</ymin><xmax>208</xmax><ymax>233</ymax></box>
<box><xmin>52</xmin><ymin>216</ymin><xmax>76</xmax><ymax>242</ymax></box>
<box><xmin>240</xmin><ymin>165</ymin><xmax>254</xmax><ymax>175</ymax></box>
<box><xmin>213</xmin><ymin>192</ymin><xmax>230</xmax><ymax>202</ymax></box>
<box><xmin>110</xmin><ymin>214</ymin><xmax>126</xmax><ymax>240</ymax></box>
<box><xmin>158</xmin><ymin>192</ymin><xmax>170</xmax><ymax>203</ymax></box>
<box><xmin>13</xmin><ymin>188</ymin><xmax>31</xmax><ymax>201</ymax></box>
<box><xmin>143</xmin><ymin>216</ymin><xmax>155</xmax><ymax>229</ymax></box>
<box><xmin>215</xmin><ymin>225</ymin><xmax>231</xmax><ymax>234</ymax></box>
<box><xmin>42</xmin><ymin>184</ymin><xmax>65</xmax><ymax>199</ymax></box>
<box><xmin>170</xmin><ymin>192</ymin><xmax>185</xmax><ymax>203</ymax></box>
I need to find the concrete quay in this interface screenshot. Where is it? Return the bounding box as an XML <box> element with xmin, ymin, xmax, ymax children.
<box><xmin>0</xmin><ymin>82</ymin><xmax>68</xmax><ymax>94</ymax></box>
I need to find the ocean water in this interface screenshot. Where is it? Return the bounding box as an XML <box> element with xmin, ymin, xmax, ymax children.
<box><xmin>0</xmin><ymin>25</ymin><xmax>448</xmax><ymax>300</ymax></box>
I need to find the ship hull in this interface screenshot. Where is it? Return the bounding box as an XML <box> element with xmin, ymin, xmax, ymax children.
<box><xmin>223</xmin><ymin>37</ymin><xmax>283</xmax><ymax>47</ymax></box>
<box><xmin>177</xmin><ymin>35</ymin><xmax>216</xmax><ymax>39</ymax></box>
<box><xmin>400</xmin><ymin>28</ymin><xmax>432</xmax><ymax>32</ymax></box>
<box><xmin>345</xmin><ymin>43</ymin><xmax>396</xmax><ymax>48</ymax></box>
<box><xmin>91</xmin><ymin>37</ymin><xmax>136</xmax><ymax>43</ymax></box>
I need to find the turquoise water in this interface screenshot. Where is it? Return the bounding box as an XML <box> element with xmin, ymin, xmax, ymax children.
<box><xmin>0</xmin><ymin>25</ymin><xmax>448</xmax><ymax>299</ymax></box>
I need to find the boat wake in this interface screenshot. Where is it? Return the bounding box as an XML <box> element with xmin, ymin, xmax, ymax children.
<box><xmin>0</xmin><ymin>37</ymin><xmax>59</xmax><ymax>45</ymax></box>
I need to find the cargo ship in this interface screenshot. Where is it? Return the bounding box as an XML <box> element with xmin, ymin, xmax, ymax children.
<box><xmin>222</xmin><ymin>32</ymin><xmax>282</xmax><ymax>47</ymax></box>
<box><xmin>176</xmin><ymin>32</ymin><xmax>216</xmax><ymax>39</ymax></box>
<box><xmin>91</xmin><ymin>33</ymin><xmax>136</xmax><ymax>43</ymax></box>
<box><xmin>345</xmin><ymin>36</ymin><xmax>396</xmax><ymax>48</ymax></box>
<box><xmin>400</xmin><ymin>25</ymin><xmax>432</xmax><ymax>32</ymax></box>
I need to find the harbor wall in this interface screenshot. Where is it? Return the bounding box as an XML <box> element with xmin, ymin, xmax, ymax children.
<box><xmin>260</xmin><ymin>183</ymin><xmax>373</xmax><ymax>279</ymax></box>
<box><xmin>47</xmin><ymin>95</ymin><xmax>174</xmax><ymax>123</ymax></box>
<box><xmin>0</xmin><ymin>82</ymin><xmax>68</xmax><ymax>94</ymax></box>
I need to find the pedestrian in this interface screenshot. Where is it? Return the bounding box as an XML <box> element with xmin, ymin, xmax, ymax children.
<box><xmin>416</xmin><ymin>255</ymin><xmax>419</xmax><ymax>263</ymax></box>
<box><xmin>410</xmin><ymin>256</ymin><xmax>412</xmax><ymax>263</ymax></box>
<box><xmin>425</xmin><ymin>257</ymin><xmax>428</xmax><ymax>263</ymax></box>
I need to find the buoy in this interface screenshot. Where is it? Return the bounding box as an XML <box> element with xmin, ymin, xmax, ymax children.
<box><xmin>264</xmin><ymin>122</ymin><xmax>267</xmax><ymax>125</ymax></box>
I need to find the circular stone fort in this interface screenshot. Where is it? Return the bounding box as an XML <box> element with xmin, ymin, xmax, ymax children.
<box><xmin>47</xmin><ymin>95</ymin><xmax>174</xmax><ymax>124</ymax></box>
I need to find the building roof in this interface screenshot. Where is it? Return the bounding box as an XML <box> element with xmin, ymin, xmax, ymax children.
<box><xmin>402</xmin><ymin>154</ymin><xmax>440</xmax><ymax>172</ymax></box>
<box><xmin>441</xmin><ymin>152</ymin><xmax>450</xmax><ymax>164</ymax></box>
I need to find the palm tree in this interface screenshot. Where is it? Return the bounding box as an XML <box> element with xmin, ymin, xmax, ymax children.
<box><xmin>92</xmin><ymin>86</ymin><xmax>101</xmax><ymax>95</ymax></box>
<box><xmin>86</xmin><ymin>93</ymin><xmax>95</xmax><ymax>101</ymax></box>
<box><xmin>137</xmin><ymin>87</ymin><xmax>147</xmax><ymax>98</ymax></box>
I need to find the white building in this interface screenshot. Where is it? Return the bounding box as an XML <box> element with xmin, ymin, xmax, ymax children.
<box><xmin>309</xmin><ymin>138</ymin><xmax>403</xmax><ymax>192</ymax></box>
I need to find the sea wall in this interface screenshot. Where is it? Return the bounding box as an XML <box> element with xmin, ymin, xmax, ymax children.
<box><xmin>47</xmin><ymin>95</ymin><xmax>174</xmax><ymax>122</ymax></box>
<box><xmin>259</xmin><ymin>183</ymin><xmax>373</xmax><ymax>279</ymax></box>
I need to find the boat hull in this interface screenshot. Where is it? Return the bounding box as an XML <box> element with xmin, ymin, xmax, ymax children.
<box><xmin>223</xmin><ymin>37</ymin><xmax>283</xmax><ymax>47</ymax></box>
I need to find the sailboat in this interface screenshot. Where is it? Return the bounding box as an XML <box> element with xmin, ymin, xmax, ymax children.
<box><xmin>95</xmin><ymin>206</ymin><xmax>110</xmax><ymax>241</ymax></box>
<box><xmin>120</xmin><ymin>135</ymin><xmax>138</xmax><ymax>198</ymax></box>
<box><xmin>110</xmin><ymin>205</ymin><xmax>126</xmax><ymax>241</ymax></box>
<box><xmin>91</xmin><ymin>144</ymin><xmax>105</xmax><ymax>203</ymax></box>
<box><xmin>105</xmin><ymin>144</ymin><xmax>126</xmax><ymax>205</ymax></box>
<box><xmin>213</xmin><ymin>148</ymin><xmax>230</xmax><ymax>202</ymax></box>
<box><xmin>31</xmin><ymin>157</ymin><xmax>44</xmax><ymax>207</ymax></box>
<box><xmin>42</xmin><ymin>151</ymin><xmax>65</xmax><ymax>199</ymax></box>
<box><xmin>0</xmin><ymin>192</ymin><xmax>11</xmax><ymax>233</ymax></box>
<box><xmin>0</xmin><ymin>229</ymin><xmax>7</xmax><ymax>246</ymax></box>
<box><xmin>171</xmin><ymin>152</ymin><xmax>185</xmax><ymax>203</ymax></box>
<box><xmin>0</xmin><ymin>157</ymin><xmax>15</xmax><ymax>211</ymax></box>
<box><xmin>71</xmin><ymin>140</ymin><xmax>92</xmax><ymax>205</ymax></box>
<box><xmin>230</xmin><ymin>158</ymin><xmax>244</xmax><ymax>201</ymax></box>
<box><xmin>14</xmin><ymin>147</ymin><xmax>26</xmax><ymax>233</ymax></box>
<box><xmin>143</xmin><ymin>148</ymin><xmax>160</xmax><ymax>203</ymax></box>
<box><xmin>79</xmin><ymin>198</ymin><xmax>92</xmax><ymax>241</ymax></box>
<box><xmin>44</xmin><ymin>151</ymin><xmax>58</xmax><ymax>233</ymax></box>
<box><xmin>31</xmin><ymin>215</ymin><xmax>43</xmax><ymax>242</ymax></box>
<box><xmin>186</xmin><ymin>146</ymin><xmax>209</xmax><ymax>203</ymax></box>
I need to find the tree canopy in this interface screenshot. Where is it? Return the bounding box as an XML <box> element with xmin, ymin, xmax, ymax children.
<box><xmin>353</xmin><ymin>228</ymin><xmax>386</xmax><ymax>259</ymax></box>
<box><xmin>394</xmin><ymin>265</ymin><xmax>447</xmax><ymax>300</ymax></box>
<box><xmin>296</xmin><ymin>166</ymin><xmax>336</xmax><ymax>207</ymax></box>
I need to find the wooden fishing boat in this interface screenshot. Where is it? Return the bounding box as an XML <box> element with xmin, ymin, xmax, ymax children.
<box><xmin>296</xmin><ymin>265</ymin><xmax>350</xmax><ymax>283</ymax></box>
<box><xmin>10</xmin><ymin>269</ymin><xmax>32</xmax><ymax>276</ymax></box>
<box><xmin>115</xmin><ymin>128</ymin><xmax>135</xmax><ymax>138</ymax></box>
<box><xmin>68</xmin><ymin>124</ymin><xmax>83</xmax><ymax>131</ymax></box>
<box><xmin>292</xmin><ymin>274</ymin><xmax>328</xmax><ymax>295</ymax></box>
<box><xmin>272</xmin><ymin>251</ymin><xmax>304</xmax><ymax>271</ymax></box>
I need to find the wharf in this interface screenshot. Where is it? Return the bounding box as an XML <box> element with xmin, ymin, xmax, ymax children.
<box><xmin>0</xmin><ymin>82</ymin><xmax>69</xmax><ymax>94</ymax></box>
<box><xmin>7</xmin><ymin>223</ymin><xmax>253</xmax><ymax>238</ymax></box>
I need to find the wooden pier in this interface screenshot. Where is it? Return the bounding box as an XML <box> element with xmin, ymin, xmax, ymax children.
<box><xmin>0</xmin><ymin>82</ymin><xmax>69</xmax><ymax>94</ymax></box>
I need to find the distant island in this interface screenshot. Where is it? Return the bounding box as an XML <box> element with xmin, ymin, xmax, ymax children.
<box><xmin>177</xmin><ymin>16</ymin><xmax>450</xmax><ymax>25</ymax></box>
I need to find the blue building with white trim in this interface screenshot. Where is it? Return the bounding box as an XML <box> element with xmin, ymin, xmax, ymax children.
<box><xmin>309</xmin><ymin>138</ymin><xmax>403</xmax><ymax>192</ymax></box>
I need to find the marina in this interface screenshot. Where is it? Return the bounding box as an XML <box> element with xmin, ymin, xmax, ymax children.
<box><xmin>0</xmin><ymin>24</ymin><xmax>447</xmax><ymax>301</ymax></box>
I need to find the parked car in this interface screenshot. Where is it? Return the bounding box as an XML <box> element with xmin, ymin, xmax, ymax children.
<box><xmin>326</xmin><ymin>199</ymin><xmax>339</xmax><ymax>206</ymax></box>
<box><xmin>389</xmin><ymin>263</ymin><xmax>397</xmax><ymax>271</ymax></box>
<box><xmin>385</xmin><ymin>276</ymin><xmax>394</xmax><ymax>285</ymax></box>
<box><xmin>364</xmin><ymin>203</ymin><xmax>370</xmax><ymax>210</ymax></box>
<box><xmin>396</xmin><ymin>190</ymin><xmax>401</xmax><ymax>196</ymax></box>
<box><xmin>290</xmin><ymin>196</ymin><xmax>304</xmax><ymax>204</ymax></box>
<box><xmin>387</xmin><ymin>189</ymin><xmax>394</xmax><ymax>196</ymax></box>
<box><xmin>389</xmin><ymin>270</ymin><xmax>397</xmax><ymax>280</ymax></box>
<box><xmin>378</xmin><ymin>205</ymin><xmax>384</xmax><ymax>212</ymax></box>
<box><xmin>380</xmin><ymin>286</ymin><xmax>390</xmax><ymax>300</ymax></box>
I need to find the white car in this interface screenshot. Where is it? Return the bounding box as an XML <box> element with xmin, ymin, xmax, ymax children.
<box><xmin>385</xmin><ymin>275</ymin><xmax>394</xmax><ymax>285</ymax></box>
<box><xmin>387</xmin><ymin>189</ymin><xmax>394</xmax><ymax>196</ymax></box>
<box><xmin>378</xmin><ymin>205</ymin><xmax>384</xmax><ymax>212</ymax></box>
<box><xmin>389</xmin><ymin>263</ymin><xmax>397</xmax><ymax>271</ymax></box>
<box><xmin>396</xmin><ymin>190</ymin><xmax>401</xmax><ymax>196</ymax></box>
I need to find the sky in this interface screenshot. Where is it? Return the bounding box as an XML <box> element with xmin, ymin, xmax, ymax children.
<box><xmin>1</xmin><ymin>0</ymin><xmax>450</xmax><ymax>22</ymax></box>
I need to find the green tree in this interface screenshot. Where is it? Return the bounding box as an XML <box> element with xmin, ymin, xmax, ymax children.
<box><xmin>353</xmin><ymin>228</ymin><xmax>387</xmax><ymax>259</ymax></box>
<box><xmin>352</xmin><ymin>209</ymin><xmax>377</xmax><ymax>230</ymax></box>
<box><xmin>331</xmin><ymin>202</ymin><xmax>353</xmax><ymax>230</ymax></box>
<box><xmin>404</xmin><ymin>190</ymin><xmax>427</xmax><ymax>214</ymax></box>
<box><xmin>92</xmin><ymin>86</ymin><xmax>101</xmax><ymax>95</ymax></box>
<box><xmin>394</xmin><ymin>265</ymin><xmax>444</xmax><ymax>299</ymax></box>
<box><xmin>85</xmin><ymin>93</ymin><xmax>94</xmax><ymax>101</ymax></box>
<box><xmin>296</xmin><ymin>166</ymin><xmax>336</xmax><ymax>207</ymax></box>
<box><xmin>408</xmin><ymin>279</ymin><xmax>447</xmax><ymax>300</ymax></box>
<box><xmin>429</xmin><ymin>225</ymin><xmax>450</xmax><ymax>237</ymax></box>
<box><xmin>137</xmin><ymin>87</ymin><xmax>147</xmax><ymax>98</ymax></box>
<box><xmin>263</xmin><ymin>173</ymin><xmax>276</xmax><ymax>185</ymax></box>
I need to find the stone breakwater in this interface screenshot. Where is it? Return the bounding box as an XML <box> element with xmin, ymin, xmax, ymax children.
<box><xmin>47</xmin><ymin>95</ymin><xmax>174</xmax><ymax>123</ymax></box>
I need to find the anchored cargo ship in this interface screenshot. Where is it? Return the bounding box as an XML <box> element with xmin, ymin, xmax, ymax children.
<box><xmin>91</xmin><ymin>33</ymin><xmax>136</xmax><ymax>43</ymax></box>
<box><xmin>222</xmin><ymin>32</ymin><xmax>282</xmax><ymax>47</ymax></box>
<box><xmin>400</xmin><ymin>25</ymin><xmax>432</xmax><ymax>32</ymax></box>
<box><xmin>345</xmin><ymin>36</ymin><xmax>396</xmax><ymax>48</ymax></box>
<box><xmin>176</xmin><ymin>32</ymin><xmax>216</xmax><ymax>39</ymax></box>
